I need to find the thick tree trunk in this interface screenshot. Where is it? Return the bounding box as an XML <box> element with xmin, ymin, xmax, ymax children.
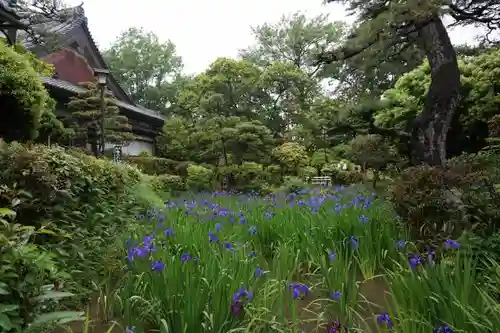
<box><xmin>411</xmin><ymin>17</ymin><xmax>461</xmax><ymax>166</ymax></box>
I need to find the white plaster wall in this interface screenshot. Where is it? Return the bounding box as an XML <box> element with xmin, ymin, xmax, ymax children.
<box><xmin>105</xmin><ymin>140</ymin><xmax>154</xmax><ymax>156</ymax></box>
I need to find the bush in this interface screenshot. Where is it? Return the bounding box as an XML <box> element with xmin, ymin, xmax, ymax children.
<box><xmin>0</xmin><ymin>41</ymin><xmax>56</xmax><ymax>142</ymax></box>
<box><xmin>335</xmin><ymin>171</ymin><xmax>364</xmax><ymax>185</ymax></box>
<box><xmin>272</xmin><ymin>142</ymin><xmax>309</xmax><ymax>175</ymax></box>
<box><xmin>282</xmin><ymin>176</ymin><xmax>309</xmax><ymax>194</ymax></box>
<box><xmin>300</xmin><ymin>166</ymin><xmax>318</xmax><ymax>180</ymax></box>
<box><xmin>0</xmin><ymin>142</ymin><xmax>161</xmax><ymax>303</ymax></box>
<box><xmin>265</xmin><ymin>164</ymin><xmax>282</xmax><ymax>185</ymax></box>
<box><xmin>154</xmin><ymin>174</ymin><xmax>186</xmax><ymax>193</ymax></box>
<box><xmin>186</xmin><ymin>164</ymin><xmax>213</xmax><ymax>191</ymax></box>
<box><xmin>175</xmin><ymin>161</ymin><xmax>192</xmax><ymax>178</ymax></box>
<box><xmin>0</xmin><ymin>143</ymin><xmax>141</xmax><ymax>226</ymax></box>
<box><xmin>321</xmin><ymin>164</ymin><xmax>364</xmax><ymax>185</ymax></box>
<box><xmin>388</xmin><ymin>154</ymin><xmax>500</xmax><ymax>246</ymax></box>
<box><xmin>231</xmin><ymin>162</ymin><xmax>269</xmax><ymax>193</ymax></box>
<box><xmin>131</xmin><ymin>175</ymin><xmax>169</xmax><ymax>208</ymax></box>
<box><xmin>124</xmin><ymin>156</ymin><xmax>183</xmax><ymax>175</ymax></box>
<box><xmin>0</xmin><ymin>207</ymin><xmax>83</xmax><ymax>331</ymax></box>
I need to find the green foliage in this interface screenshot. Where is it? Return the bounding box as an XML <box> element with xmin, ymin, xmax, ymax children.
<box><xmin>0</xmin><ymin>40</ymin><xmax>56</xmax><ymax>142</ymax></box>
<box><xmin>0</xmin><ymin>207</ymin><xmax>84</xmax><ymax>332</ymax></box>
<box><xmin>272</xmin><ymin>142</ymin><xmax>309</xmax><ymax>175</ymax></box>
<box><xmin>154</xmin><ymin>174</ymin><xmax>186</xmax><ymax>193</ymax></box>
<box><xmin>321</xmin><ymin>163</ymin><xmax>364</xmax><ymax>186</ymax></box>
<box><xmin>125</xmin><ymin>156</ymin><xmax>182</xmax><ymax>175</ymax></box>
<box><xmin>375</xmin><ymin>48</ymin><xmax>500</xmax><ymax>156</ymax></box>
<box><xmin>347</xmin><ymin>134</ymin><xmax>398</xmax><ymax>187</ymax></box>
<box><xmin>129</xmin><ymin>175</ymin><xmax>166</xmax><ymax>208</ymax></box>
<box><xmin>37</xmin><ymin>111</ymin><xmax>73</xmax><ymax>146</ymax></box>
<box><xmin>310</xmin><ymin>149</ymin><xmax>331</xmax><ymax>171</ymax></box>
<box><xmin>137</xmin><ymin>151</ymin><xmax>150</xmax><ymax>157</ymax></box>
<box><xmin>157</xmin><ymin>115</ymin><xmax>275</xmax><ymax>166</ymax></box>
<box><xmin>67</xmin><ymin>82</ymin><xmax>135</xmax><ymax>152</ymax></box>
<box><xmin>322</xmin><ymin>0</ymin><xmax>426</xmax><ymax>100</ymax></box>
<box><xmin>299</xmin><ymin>166</ymin><xmax>317</xmax><ymax>180</ymax></box>
<box><xmin>241</xmin><ymin>12</ymin><xmax>347</xmax><ymax>78</ymax></box>
<box><xmin>186</xmin><ymin>164</ymin><xmax>213</xmax><ymax>191</ymax></box>
<box><xmin>0</xmin><ymin>142</ymin><xmax>160</xmax><ymax>302</ymax></box>
<box><xmin>156</xmin><ymin>116</ymin><xmax>192</xmax><ymax>161</ymax></box>
<box><xmin>282</xmin><ymin>176</ymin><xmax>309</xmax><ymax>193</ymax></box>
<box><xmin>104</xmin><ymin>27</ymin><xmax>183</xmax><ymax>113</ymax></box>
<box><xmin>265</xmin><ymin>164</ymin><xmax>282</xmax><ymax>185</ymax></box>
<box><xmin>219</xmin><ymin>162</ymin><xmax>269</xmax><ymax>193</ymax></box>
<box><xmin>388</xmin><ymin>154</ymin><xmax>500</xmax><ymax>247</ymax></box>
<box><xmin>347</xmin><ymin>134</ymin><xmax>397</xmax><ymax>171</ymax></box>
<box><xmin>486</xmin><ymin>114</ymin><xmax>500</xmax><ymax>152</ymax></box>
<box><xmin>0</xmin><ymin>143</ymin><xmax>141</xmax><ymax>225</ymax></box>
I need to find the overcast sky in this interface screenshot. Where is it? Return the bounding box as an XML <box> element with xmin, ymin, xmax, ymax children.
<box><xmin>66</xmin><ymin>0</ymin><xmax>485</xmax><ymax>75</ymax></box>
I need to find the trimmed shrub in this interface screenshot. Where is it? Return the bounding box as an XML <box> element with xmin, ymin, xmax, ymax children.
<box><xmin>272</xmin><ymin>142</ymin><xmax>309</xmax><ymax>175</ymax></box>
<box><xmin>300</xmin><ymin>166</ymin><xmax>318</xmax><ymax>180</ymax></box>
<box><xmin>282</xmin><ymin>176</ymin><xmax>309</xmax><ymax>194</ymax></box>
<box><xmin>0</xmin><ymin>142</ymin><xmax>161</xmax><ymax>300</ymax></box>
<box><xmin>124</xmin><ymin>156</ymin><xmax>183</xmax><ymax>175</ymax></box>
<box><xmin>186</xmin><ymin>164</ymin><xmax>213</xmax><ymax>191</ymax></box>
<box><xmin>265</xmin><ymin>164</ymin><xmax>282</xmax><ymax>185</ymax></box>
<box><xmin>321</xmin><ymin>164</ymin><xmax>364</xmax><ymax>186</ymax></box>
<box><xmin>155</xmin><ymin>174</ymin><xmax>186</xmax><ymax>193</ymax></box>
<box><xmin>0</xmin><ymin>142</ymin><xmax>141</xmax><ymax>225</ymax></box>
<box><xmin>233</xmin><ymin>162</ymin><xmax>269</xmax><ymax>192</ymax></box>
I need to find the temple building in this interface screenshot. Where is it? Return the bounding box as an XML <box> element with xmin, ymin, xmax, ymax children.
<box><xmin>1</xmin><ymin>3</ymin><xmax>164</xmax><ymax>156</ymax></box>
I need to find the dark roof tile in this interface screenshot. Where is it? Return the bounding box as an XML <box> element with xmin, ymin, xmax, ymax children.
<box><xmin>22</xmin><ymin>6</ymin><xmax>86</xmax><ymax>49</ymax></box>
<box><xmin>43</xmin><ymin>77</ymin><xmax>165</xmax><ymax>121</ymax></box>
<box><xmin>0</xmin><ymin>0</ymin><xmax>15</xmax><ymax>12</ymax></box>
<box><xmin>23</xmin><ymin>5</ymin><xmax>164</xmax><ymax>123</ymax></box>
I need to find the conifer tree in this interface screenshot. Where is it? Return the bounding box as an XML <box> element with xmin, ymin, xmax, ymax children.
<box><xmin>67</xmin><ymin>82</ymin><xmax>135</xmax><ymax>156</ymax></box>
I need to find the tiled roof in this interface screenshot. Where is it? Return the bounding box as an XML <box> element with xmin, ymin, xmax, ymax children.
<box><xmin>43</xmin><ymin>77</ymin><xmax>165</xmax><ymax>121</ymax></box>
<box><xmin>21</xmin><ymin>5</ymin><xmax>164</xmax><ymax>123</ymax></box>
<box><xmin>22</xmin><ymin>6</ymin><xmax>87</xmax><ymax>49</ymax></box>
<box><xmin>0</xmin><ymin>0</ymin><xmax>16</xmax><ymax>13</ymax></box>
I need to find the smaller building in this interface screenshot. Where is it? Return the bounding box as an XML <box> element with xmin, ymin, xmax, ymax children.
<box><xmin>15</xmin><ymin>5</ymin><xmax>165</xmax><ymax>155</ymax></box>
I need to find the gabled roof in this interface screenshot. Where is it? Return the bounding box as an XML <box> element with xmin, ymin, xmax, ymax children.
<box><xmin>22</xmin><ymin>6</ymin><xmax>87</xmax><ymax>49</ymax></box>
<box><xmin>0</xmin><ymin>0</ymin><xmax>25</xmax><ymax>28</ymax></box>
<box><xmin>0</xmin><ymin>0</ymin><xmax>16</xmax><ymax>13</ymax></box>
<box><xmin>21</xmin><ymin>5</ymin><xmax>164</xmax><ymax>121</ymax></box>
<box><xmin>43</xmin><ymin>77</ymin><xmax>165</xmax><ymax>121</ymax></box>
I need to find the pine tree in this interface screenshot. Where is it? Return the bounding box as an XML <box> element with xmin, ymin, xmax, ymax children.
<box><xmin>67</xmin><ymin>82</ymin><xmax>135</xmax><ymax>155</ymax></box>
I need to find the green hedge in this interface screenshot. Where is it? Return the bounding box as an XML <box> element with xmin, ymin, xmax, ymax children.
<box><xmin>0</xmin><ymin>142</ymin><xmax>162</xmax><ymax>305</ymax></box>
<box><xmin>124</xmin><ymin>156</ymin><xmax>191</xmax><ymax>176</ymax></box>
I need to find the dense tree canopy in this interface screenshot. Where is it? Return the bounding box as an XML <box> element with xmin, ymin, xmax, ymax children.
<box><xmin>240</xmin><ymin>12</ymin><xmax>347</xmax><ymax>79</ymax></box>
<box><xmin>142</xmin><ymin>8</ymin><xmax>499</xmax><ymax>179</ymax></box>
<box><xmin>319</xmin><ymin>0</ymin><xmax>499</xmax><ymax>165</ymax></box>
<box><xmin>375</xmin><ymin>47</ymin><xmax>500</xmax><ymax>156</ymax></box>
<box><xmin>104</xmin><ymin>27</ymin><xmax>183</xmax><ymax>113</ymax></box>
<box><xmin>2</xmin><ymin>3</ymin><xmax>500</xmax><ymax>187</ymax></box>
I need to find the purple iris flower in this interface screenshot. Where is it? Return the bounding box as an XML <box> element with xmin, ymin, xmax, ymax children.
<box><xmin>151</xmin><ymin>260</ymin><xmax>165</xmax><ymax>272</ymax></box>
<box><xmin>377</xmin><ymin>312</ymin><xmax>393</xmax><ymax>328</ymax></box>
<box><xmin>445</xmin><ymin>239</ymin><xmax>460</xmax><ymax>249</ymax></box>
<box><xmin>409</xmin><ymin>253</ymin><xmax>421</xmax><ymax>269</ymax></box>
<box><xmin>289</xmin><ymin>283</ymin><xmax>310</xmax><ymax>299</ymax></box>
<box><xmin>331</xmin><ymin>290</ymin><xmax>341</xmax><ymax>301</ymax></box>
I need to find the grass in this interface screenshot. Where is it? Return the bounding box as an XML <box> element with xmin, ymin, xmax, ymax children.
<box><xmin>70</xmin><ymin>186</ymin><xmax>500</xmax><ymax>333</ymax></box>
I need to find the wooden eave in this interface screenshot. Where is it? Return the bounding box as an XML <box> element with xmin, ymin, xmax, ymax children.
<box><xmin>43</xmin><ymin>77</ymin><xmax>165</xmax><ymax>126</ymax></box>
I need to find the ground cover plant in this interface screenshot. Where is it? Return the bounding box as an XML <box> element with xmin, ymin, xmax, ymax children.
<box><xmin>100</xmin><ymin>187</ymin><xmax>500</xmax><ymax>333</ymax></box>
